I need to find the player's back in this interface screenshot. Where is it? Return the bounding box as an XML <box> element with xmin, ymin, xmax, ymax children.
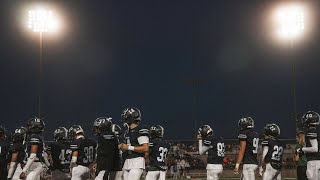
<box><xmin>205</xmin><ymin>135</ymin><xmax>224</xmax><ymax>164</ymax></box>
<box><xmin>238</xmin><ymin>129</ymin><xmax>259</xmax><ymax>164</ymax></box>
<box><xmin>71</xmin><ymin>137</ymin><xmax>97</xmax><ymax>166</ymax></box>
<box><xmin>48</xmin><ymin>141</ymin><xmax>71</xmax><ymax>171</ymax></box>
<box><xmin>262</xmin><ymin>138</ymin><xmax>284</xmax><ymax>170</ymax></box>
<box><xmin>96</xmin><ymin>131</ymin><xmax>119</xmax><ymax>170</ymax></box>
<box><xmin>149</xmin><ymin>138</ymin><xmax>169</xmax><ymax>170</ymax></box>
<box><xmin>26</xmin><ymin>133</ymin><xmax>44</xmax><ymax>159</ymax></box>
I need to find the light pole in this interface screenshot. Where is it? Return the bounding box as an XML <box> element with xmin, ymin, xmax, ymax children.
<box><xmin>275</xmin><ymin>5</ymin><xmax>304</xmax><ymax>130</ymax></box>
<box><xmin>27</xmin><ymin>9</ymin><xmax>58</xmax><ymax>118</ymax></box>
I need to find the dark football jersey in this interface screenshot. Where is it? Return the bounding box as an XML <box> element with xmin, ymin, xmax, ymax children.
<box><xmin>0</xmin><ymin>140</ymin><xmax>10</xmax><ymax>163</ymax></box>
<box><xmin>261</xmin><ymin>138</ymin><xmax>284</xmax><ymax>170</ymax></box>
<box><xmin>238</xmin><ymin>129</ymin><xmax>259</xmax><ymax>164</ymax></box>
<box><xmin>9</xmin><ymin>142</ymin><xmax>26</xmax><ymax>164</ymax></box>
<box><xmin>203</xmin><ymin>135</ymin><xmax>225</xmax><ymax>164</ymax></box>
<box><xmin>96</xmin><ymin>131</ymin><xmax>119</xmax><ymax>171</ymax></box>
<box><xmin>25</xmin><ymin>134</ymin><xmax>44</xmax><ymax>160</ymax></box>
<box><xmin>47</xmin><ymin>141</ymin><xmax>71</xmax><ymax>171</ymax></box>
<box><xmin>149</xmin><ymin>138</ymin><xmax>170</xmax><ymax>171</ymax></box>
<box><xmin>70</xmin><ymin>137</ymin><xmax>97</xmax><ymax>166</ymax></box>
<box><xmin>304</xmin><ymin>128</ymin><xmax>320</xmax><ymax>161</ymax></box>
<box><xmin>123</xmin><ymin>125</ymin><xmax>149</xmax><ymax>159</ymax></box>
<box><xmin>112</xmin><ymin>134</ymin><xmax>123</xmax><ymax>171</ymax></box>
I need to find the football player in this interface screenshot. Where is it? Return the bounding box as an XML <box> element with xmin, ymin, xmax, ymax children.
<box><xmin>119</xmin><ymin>107</ymin><xmax>149</xmax><ymax>180</ymax></box>
<box><xmin>92</xmin><ymin>117</ymin><xmax>119</xmax><ymax>180</ymax></box>
<box><xmin>234</xmin><ymin>117</ymin><xmax>259</xmax><ymax>180</ymax></box>
<box><xmin>20</xmin><ymin>117</ymin><xmax>46</xmax><ymax>180</ymax></box>
<box><xmin>109</xmin><ymin>123</ymin><xmax>123</xmax><ymax>180</ymax></box>
<box><xmin>300</xmin><ymin>111</ymin><xmax>320</xmax><ymax>180</ymax></box>
<box><xmin>259</xmin><ymin>123</ymin><xmax>284</xmax><ymax>180</ymax></box>
<box><xmin>197</xmin><ymin>125</ymin><xmax>224</xmax><ymax>180</ymax></box>
<box><xmin>69</xmin><ymin>125</ymin><xmax>97</xmax><ymax>180</ymax></box>
<box><xmin>0</xmin><ymin>126</ymin><xmax>9</xmax><ymax>180</ymax></box>
<box><xmin>7</xmin><ymin>127</ymin><xmax>27</xmax><ymax>180</ymax></box>
<box><xmin>145</xmin><ymin>125</ymin><xmax>170</xmax><ymax>180</ymax></box>
<box><xmin>47</xmin><ymin>127</ymin><xmax>71</xmax><ymax>180</ymax></box>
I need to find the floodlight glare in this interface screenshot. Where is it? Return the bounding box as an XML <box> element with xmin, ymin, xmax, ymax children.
<box><xmin>276</xmin><ymin>6</ymin><xmax>304</xmax><ymax>39</ymax></box>
<box><xmin>28</xmin><ymin>9</ymin><xmax>58</xmax><ymax>32</ymax></box>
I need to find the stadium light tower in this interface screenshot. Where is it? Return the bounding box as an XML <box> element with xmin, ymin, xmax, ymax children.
<box><xmin>27</xmin><ymin>9</ymin><xmax>59</xmax><ymax>118</ymax></box>
<box><xmin>275</xmin><ymin>5</ymin><xmax>304</xmax><ymax>130</ymax></box>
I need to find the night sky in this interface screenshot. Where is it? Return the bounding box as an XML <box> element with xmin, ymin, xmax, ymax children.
<box><xmin>1</xmin><ymin>0</ymin><xmax>320</xmax><ymax>140</ymax></box>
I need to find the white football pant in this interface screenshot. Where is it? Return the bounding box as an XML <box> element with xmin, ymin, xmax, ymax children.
<box><xmin>206</xmin><ymin>164</ymin><xmax>223</xmax><ymax>180</ymax></box>
<box><xmin>123</xmin><ymin>168</ymin><xmax>143</xmax><ymax>180</ymax></box>
<box><xmin>262</xmin><ymin>163</ymin><xmax>281</xmax><ymax>180</ymax></box>
<box><xmin>306</xmin><ymin>160</ymin><xmax>320</xmax><ymax>180</ymax></box>
<box><xmin>26</xmin><ymin>162</ymin><xmax>43</xmax><ymax>180</ymax></box>
<box><xmin>71</xmin><ymin>165</ymin><xmax>91</xmax><ymax>180</ymax></box>
<box><xmin>145</xmin><ymin>170</ymin><xmax>166</xmax><ymax>180</ymax></box>
<box><xmin>242</xmin><ymin>164</ymin><xmax>258</xmax><ymax>180</ymax></box>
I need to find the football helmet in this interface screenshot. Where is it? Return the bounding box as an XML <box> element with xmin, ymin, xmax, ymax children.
<box><xmin>26</xmin><ymin>117</ymin><xmax>45</xmax><ymax>133</ymax></box>
<box><xmin>111</xmin><ymin>124</ymin><xmax>122</xmax><ymax>136</ymax></box>
<box><xmin>301</xmin><ymin>111</ymin><xmax>320</xmax><ymax>127</ymax></box>
<box><xmin>12</xmin><ymin>127</ymin><xmax>27</xmax><ymax>142</ymax></box>
<box><xmin>238</xmin><ymin>117</ymin><xmax>254</xmax><ymax>131</ymax></box>
<box><xmin>54</xmin><ymin>127</ymin><xmax>68</xmax><ymax>141</ymax></box>
<box><xmin>68</xmin><ymin>125</ymin><xmax>84</xmax><ymax>139</ymax></box>
<box><xmin>198</xmin><ymin>125</ymin><xmax>213</xmax><ymax>139</ymax></box>
<box><xmin>121</xmin><ymin>107</ymin><xmax>141</xmax><ymax>125</ymax></box>
<box><xmin>93</xmin><ymin>117</ymin><xmax>112</xmax><ymax>135</ymax></box>
<box><xmin>262</xmin><ymin>123</ymin><xmax>280</xmax><ymax>137</ymax></box>
<box><xmin>150</xmin><ymin>125</ymin><xmax>164</xmax><ymax>138</ymax></box>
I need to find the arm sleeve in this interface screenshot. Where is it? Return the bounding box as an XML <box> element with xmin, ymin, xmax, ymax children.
<box><xmin>198</xmin><ymin>139</ymin><xmax>211</xmax><ymax>155</ymax></box>
<box><xmin>238</xmin><ymin>133</ymin><xmax>247</xmax><ymax>141</ymax></box>
<box><xmin>22</xmin><ymin>153</ymin><xmax>37</xmax><ymax>173</ymax></box>
<box><xmin>302</xmin><ymin>139</ymin><xmax>318</xmax><ymax>153</ymax></box>
<box><xmin>70</xmin><ymin>140</ymin><xmax>80</xmax><ymax>151</ymax></box>
<box><xmin>138</xmin><ymin>136</ymin><xmax>149</xmax><ymax>145</ymax></box>
<box><xmin>261</xmin><ymin>146</ymin><xmax>269</xmax><ymax>162</ymax></box>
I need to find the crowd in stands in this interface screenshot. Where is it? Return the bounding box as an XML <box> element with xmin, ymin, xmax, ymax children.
<box><xmin>166</xmin><ymin>140</ymin><xmax>297</xmax><ymax>177</ymax></box>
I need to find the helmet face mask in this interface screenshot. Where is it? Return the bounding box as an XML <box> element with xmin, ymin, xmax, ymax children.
<box><xmin>111</xmin><ymin>124</ymin><xmax>122</xmax><ymax>136</ymax></box>
<box><xmin>27</xmin><ymin>117</ymin><xmax>45</xmax><ymax>134</ymax></box>
<box><xmin>93</xmin><ymin>117</ymin><xmax>112</xmax><ymax>136</ymax></box>
<box><xmin>198</xmin><ymin>125</ymin><xmax>213</xmax><ymax>139</ymax></box>
<box><xmin>121</xmin><ymin>107</ymin><xmax>141</xmax><ymax>126</ymax></box>
<box><xmin>150</xmin><ymin>125</ymin><xmax>164</xmax><ymax>138</ymax></box>
<box><xmin>54</xmin><ymin>127</ymin><xmax>68</xmax><ymax>141</ymax></box>
<box><xmin>302</xmin><ymin>111</ymin><xmax>320</xmax><ymax>127</ymax></box>
<box><xmin>68</xmin><ymin>125</ymin><xmax>84</xmax><ymax>140</ymax></box>
<box><xmin>263</xmin><ymin>123</ymin><xmax>280</xmax><ymax>138</ymax></box>
<box><xmin>238</xmin><ymin>117</ymin><xmax>254</xmax><ymax>131</ymax></box>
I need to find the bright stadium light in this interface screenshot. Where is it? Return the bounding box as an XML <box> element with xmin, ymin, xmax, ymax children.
<box><xmin>28</xmin><ymin>9</ymin><xmax>59</xmax><ymax>32</ymax></box>
<box><xmin>276</xmin><ymin>6</ymin><xmax>304</xmax><ymax>39</ymax></box>
<box><xmin>27</xmin><ymin>8</ymin><xmax>60</xmax><ymax>118</ymax></box>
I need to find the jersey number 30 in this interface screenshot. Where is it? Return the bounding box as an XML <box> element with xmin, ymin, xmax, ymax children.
<box><xmin>83</xmin><ymin>146</ymin><xmax>94</xmax><ymax>163</ymax></box>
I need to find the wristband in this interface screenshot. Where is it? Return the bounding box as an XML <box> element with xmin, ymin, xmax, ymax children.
<box><xmin>128</xmin><ymin>145</ymin><xmax>135</xmax><ymax>151</ymax></box>
<box><xmin>235</xmin><ymin>163</ymin><xmax>240</xmax><ymax>169</ymax></box>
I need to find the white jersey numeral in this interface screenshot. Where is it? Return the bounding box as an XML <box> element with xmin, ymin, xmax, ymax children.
<box><xmin>253</xmin><ymin>138</ymin><xmax>259</xmax><ymax>154</ymax></box>
<box><xmin>272</xmin><ymin>145</ymin><xmax>283</xmax><ymax>161</ymax></box>
<box><xmin>157</xmin><ymin>147</ymin><xmax>168</xmax><ymax>162</ymax></box>
<box><xmin>217</xmin><ymin>142</ymin><xmax>225</xmax><ymax>157</ymax></box>
<box><xmin>83</xmin><ymin>146</ymin><xmax>94</xmax><ymax>163</ymax></box>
